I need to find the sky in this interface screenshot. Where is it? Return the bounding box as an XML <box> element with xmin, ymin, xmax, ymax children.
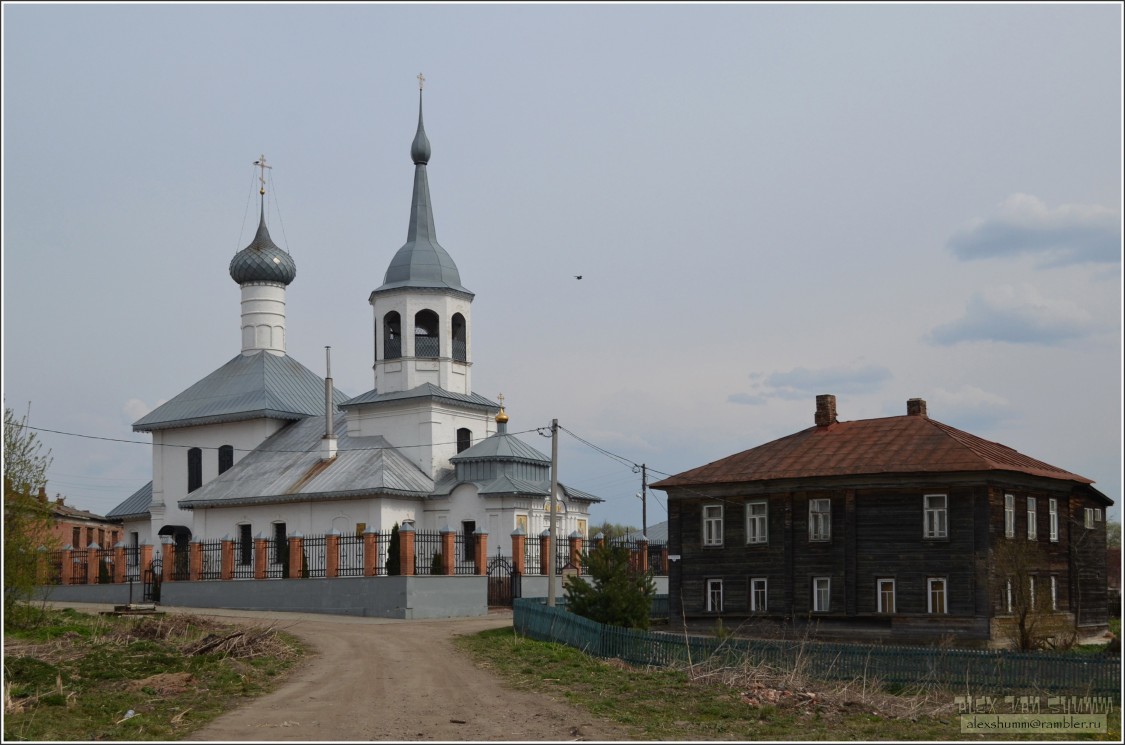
<box><xmin>2</xmin><ymin>2</ymin><xmax>1122</xmax><ymax>531</ymax></box>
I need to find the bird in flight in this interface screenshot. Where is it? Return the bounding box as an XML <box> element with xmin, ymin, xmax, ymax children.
<box><xmin>574</xmin><ymin>275</ymin><xmax>583</xmax><ymax>280</ymax></box>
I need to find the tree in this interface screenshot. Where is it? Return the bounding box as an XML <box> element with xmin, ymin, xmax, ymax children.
<box><xmin>430</xmin><ymin>550</ymin><xmax>444</xmax><ymax>575</ymax></box>
<box><xmin>3</xmin><ymin>406</ymin><xmax>57</xmax><ymax>618</ymax></box>
<box><xmin>992</xmin><ymin>539</ymin><xmax>1074</xmax><ymax>650</ymax></box>
<box><xmin>386</xmin><ymin>523</ymin><xmax>401</xmax><ymax>575</ymax></box>
<box><xmin>590</xmin><ymin>521</ymin><xmax>640</xmax><ymax>541</ymax></box>
<box><xmin>1107</xmin><ymin>521</ymin><xmax>1121</xmax><ymax>549</ymax></box>
<box><xmin>565</xmin><ymin>543</ymin><xmax>656</xmax><ymax>630</ymax></box>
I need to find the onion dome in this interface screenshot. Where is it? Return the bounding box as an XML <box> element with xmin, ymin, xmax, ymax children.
<box><xmin>229</xmin><ymin>204</ymin><xmax>297</xmax><ymax>285</ymax></box>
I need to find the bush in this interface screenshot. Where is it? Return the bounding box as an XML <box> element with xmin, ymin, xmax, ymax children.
<box><xmin>431</xmin><ymin>551</ymin><xmax>444</xmax><ymax>575</ymax></box>
<box><xmin>565</xmin><ymin>543</ymin><xmax>655</xmax><ymax>630</ymax></box>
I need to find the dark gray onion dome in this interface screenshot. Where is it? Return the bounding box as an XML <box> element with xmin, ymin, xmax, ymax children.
<box><xmin>410</xmin><ymin>93</ymin><xmax>431</xmax><ymax>165</ymax></box>
<box><xmin>229</xmin><ymin>206</ymin><xmax>297</xmax><ymax>285</ymax></box>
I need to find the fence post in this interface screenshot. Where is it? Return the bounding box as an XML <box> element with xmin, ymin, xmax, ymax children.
<box><xmin>440</xmin><ymin>527</ymin><xmax>455</xmax><ymax>576</ymax></box>
<box><xmin>363</xmin><ymin>528</ymin><xmax>378</xmax><ymax>577</ymax></box>
<box><xmin>59</xmin><ymin>546</ymin><xmax>73</xmax><ymax>585</ymax></box>
<box><xmin>594</xmin><ymin>531</ymin><xmax>606</xmax><ymax>552</ymax></box>
<box><xmin>289</xmin><ymin>533</ymin><xmax>304</xmax><ymax>579</ymax></box>
<box><xmin>511</xmin><ymin>528</ymin><xmax>526</xmax><ymax>575</ymax></box>
<box><xmin>474</xmin><ymin>530</ymin><xmax>488</xmax><ymax>575</ymax></box>
<box><xmin>569</xmin><ymin>531</ymin><xmax>583</xmax><ymax>568</ymax></box>
<box><xmin>113</xmin><ymin>542</ymin><xmax>127</xmax><ymax>583</ymax></box>
<box><xmin>86</xmin><ymin>543</ymin><xmax>100</xmax><ymax>585</ymax></box>
<box><xmin>637</xmin><ymin>536</ymin><xmax>649</xmax><ymax>574</ymax></box>
<box><xmin>326</xmin><ymin>530</ymin><xmax>340</xmax><ymax>579</ymax></box>
<box><xmin>660</xmin><ymin>544</ymin><xmax>669</xmax><ymax>575</ymax></box>
<box><xmin>221</xmin><ymin>536</ymin><xmax>234</xmax><ymax>580</ymax></box>
<box><xmin>254</xmin><ymin>533</ymin><xmax>268</xmax><ymax>580</ymax></box>
<box><xmin>539</xmin><ymin>530</ymin><xmax>552</xmax><ymax>576</ymax></box>
<box><xmin>163</xmin><ymin>544</ymin><xmax>175</xmax><ymax>582</ymax></box>
<box><xmin>399</xmin><ymin>523</ymin><xmax>416</xmax><ymax>576</ymax></box>
<box><xmin>189</xmin><ymin>540</ymin><xmax>203</xmax><ymax>581</ymax></box>
<box><xmin>140</xmin><ymin>544</ymin><xmax>153</xmax><ymax>583</ymax></box>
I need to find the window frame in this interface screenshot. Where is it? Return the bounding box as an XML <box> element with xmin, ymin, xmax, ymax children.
<box><xmin>1084</xmin><ymin>508</ymin><xmax>1094</xmax><ymax>529</ymax></box>
<box><xmin>927</xmin><ymin>577</ymin><xmax>947</xmax><ymax>614</ymax></box>
<box><xmin>1004</xmin><ymin>494</ymin><xmax>1015</xmax><ymax>538</ymax></box>
<box><xmin>1050</xmin><ymin>575</ymin><xmax>1058</xmax><ymax>611</ymax></box>
<box><xmin>1048</xmin><ymin>498</ymin><xmax>1058</xmax><ymax>542</ymax></box>
<box><xmin>812</xmin><ymin>576</ymin><xmax>831</xmax><ymax>613</ymax></box>
<box><xmin>702</xmin><ymin>505</ymin><xmax>724</xmax><ymax>547</ymax></box>
<box><xmin>923</xmin><ymin>494</ymin><xmax>948</xmax><ymax>539</ymax></box>
<box><xmin>706</xmin><ymin>578</ymin><xmax>723</xmax><ymax>613</ymax></box>
<box><xmin>238</xmin><ymin>523</ymin><xmax>253</xmax><ymax>566</ymax></box>
<box><xmin>1005</xmin><ymin>578</ymin><xmax>1013</xmax><ymax>614</ymax></box>
<box><xmin>187</xmin><ymin>447</ymin><xmax>203</xmax><ymax>493</ymax></box>
<box><xmin>808</xmin><ymin>499</ymin><xmax>831</xmax><ymax>542</ymax></box>
<box><xmin>745</xmin><ymin>500</ymin><xmax>768</xmax><ymax>545</ymax></box>
<box><xmin>750</xmin><ymin>578</ymin><xmax>768</xmax><ymax>612</ymax></box>
<box><xmin>1026</xmin><ymin>497</ymin><xmax>1038</xmax><ymax>540</ymax></box>
<box><xmin>877</xmin><ymin>578</ymin><xmax>896</xmax><ymax>614</ymax></box>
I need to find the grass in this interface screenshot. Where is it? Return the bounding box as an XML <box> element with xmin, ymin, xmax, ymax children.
<box><xmin>3</xmin><ymin>605</ymin><xmax>303</xmax><ymax>741</ymax></box>
<box><xmin>455</xmin><ymin>626</ymin><xmax>1121</xmax><ymax>741</ymax></box>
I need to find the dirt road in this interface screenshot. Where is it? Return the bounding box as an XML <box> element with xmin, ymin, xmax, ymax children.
<box><xmin>84</xmin><ymin>605</ymin><xmax>634</xmax><ymax>742</ymax></box>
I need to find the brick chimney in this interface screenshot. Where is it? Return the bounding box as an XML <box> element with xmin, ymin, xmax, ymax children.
<box><xmin>814</xmin><ymin>394</ymin><xmax>838</xmax><ymax>427</ymax></box>
<box><xmin>907</xmin><ymin>398</ymin><xmax>928</xmax><ymax>418</ymax></box>
<box><xmin>38</xmin><ymin>486</ymin><xmax>48</xmax><ymax>504</ymax></box>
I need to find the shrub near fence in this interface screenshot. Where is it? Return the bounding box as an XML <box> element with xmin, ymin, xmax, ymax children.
<box><xmin>512</xmin><ymin>599</ymin><xmax>1120</xmax><ymax>699</ymax></box>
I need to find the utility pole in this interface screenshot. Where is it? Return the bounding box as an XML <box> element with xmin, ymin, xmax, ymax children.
<box><xmin>547</xmin><ymin>418</ymin><xmax>560</xmax><ymax>607</ymax></box>
<box><xmin>641</xmin><ymin>463</ymin><xmax>648</xmax><ymax>540</ymax></box>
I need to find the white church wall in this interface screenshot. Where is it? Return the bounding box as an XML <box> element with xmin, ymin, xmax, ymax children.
<box><xmin>371</xmin><ymin>289</ymin><xmax>473</xmax><ymax>395</ymax></box>
<box><xmin>189</xmin><ymin>496</ymin><xmax>423</xmax><ymax>541</ymax></box>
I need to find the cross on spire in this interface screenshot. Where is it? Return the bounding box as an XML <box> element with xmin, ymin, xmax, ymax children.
<box><xmin>497</xmin><ymin>393</ymin><xmax>505</xmax><ymax>408</ymax></box>
<box><xmin>417</xmin><ymin>72</ymin><xmax>425</xmax><ymax>91</ymax></box>
<box><xmin>253</xmin><ymin>154</ymin><xmax>272</xmax><ymax>196</ymax></box>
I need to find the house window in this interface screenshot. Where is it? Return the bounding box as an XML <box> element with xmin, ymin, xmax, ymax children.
<box><xmin>809</xmin><ymin>499</ymin><xmax>831</xmax><ymax>542</ymax></box>
<box><xmin>239</xmin><ymin>524</ymin><xmax>252</xmax><ymax>565</ymax></box>
<box><xmin>923</xmin><ymin>494</ymin><xmax>947</xmax><ymax>539</ymax></box>
<box><xmin>1048</xmin><ymin>499</ymin><xmax>1058</xmax><ymax>542</ymax></box>
<box><xmin>1004</xmin><ymin>494</ymin><xmax>1015</xmax><ymax>538</ymax></box>
<box><xmin>272</xmin><ymin>522</ymin><xmax>288</xmax><ymax>565</ymax></box>
<box><xmin>110</xmin><ymin>530</ymin><xmax>118</xmax><ymax>546</ymax></box>
<box><xmin>746</xmin><ymin>501</ymin><xmax>768</xmax><ymax>544</ymax></box>
<box><xmin>87</xmin><ymin>527</ymin><xmax>94</xmax><ymax>546</ymax></box>
<box><xmin>1026</xmin><ymin>497</ymin><xmax>1037</xmax><ymax>540</ymax></box>
<box><xmin>1050</xmin><ymin>576</ymin><xmax>1058</xmax><ymax>611</ymax></box>
<box><xmin>706</xmin><ymin>579</ymin><xmax>723</xmax><ymax>613</ymax></box>
<box><xmin>1084</xmin><ymin>508</ymin><xmax>1094</xmax><ymax>529</ymax></box>
<box><xmin>187</xmin><ymin>447</ymin><xmax>203</xmax><ymax>493</ymax></box>
<box><xmin>812</xmin><ymin>577</ymin><xmax>831</xmax><ymax>612</ymax></box>
<box><xmin>72</xmin><ymin>526</ymin><xmax>81</xmax><ymax>548</ymax></box>
<box><xmin>456</xmin><ymin>427</ymin><xmax>472</xmax><ymax>453</ymax></box>
<box><xmin>750</xmin><ymin>578</ymin><xmax>768</xmax><ymax>612</ymax></box>
<box><xmin>703</xmin><ymin>505</ymin><xmax>723</xmax><ymax>546</ymax></box>
<box><xmin>1095</xmin><ymin>508</ymin><xmax>1103</xmax><ymax>522</ymax></box>
<box><xmin>97</xmin><ymin>528</ymin><xmax>105</xmax><ymax>547</ymax></box>
<box><xmin>928</xmin><ymin>578</ymin><xmax>947</xmax><ymax>614</ymax></box>
<box><xmin>462</xmin><ymin>521</ymin><xmax>476</xmax><ymax>561</ymax></box>
<box><xmin>877</xmin><ymin>579</ymin><xmax>896</xmax><ymax>614</ymax></box>
<box><xmin>218</xmin><ymin>445</ymin><xmax>234</xmax><ymax>474</ymax></box>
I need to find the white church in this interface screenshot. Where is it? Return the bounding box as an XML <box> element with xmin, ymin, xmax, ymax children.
<box><xmin>108</xmin><ymin>88</ymin><xmax>600</xmax><ymax>559</ymax></box>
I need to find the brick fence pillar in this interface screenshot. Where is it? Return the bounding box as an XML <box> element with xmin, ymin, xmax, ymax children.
<box><xmin>254</xmin><ymin>534</ymin><xmax>268</xmax><ymax>580</ymax></box>
<box><xmin>363</xmin><ymin>529</ymin><xmax>378</xmax><ymax>577</ymax></box>
<box><xmin>637</xmin><ymin>537</ymin><xmax>649</xmax><ymax>574</ymax></box>
<box><xmin>139</xmin><ymin>544</ymin><xmax>153</xmax><ymax>583</ymax></box>
<box><xmin>190</xmin><ymin>540</ymin><xmax>203</xmax><ymax>581</ymax></box>
<box><xmin>163</xmin><ymin>544</ymin><xmax>175</xmax><ymax>582</ymax></box>
<box><xmin>325</xmin><ymin>531</ymin><xmax>339</xmax><ymax>579</ymax></box>
<box><xmin>288</xmin><ymin>534</ymin><xmax>303</xmax><ymax>579</ymax></box>
<box><xmin>440</xmin><ymin>527</ymin><xmax>455</xmax><ymax>576</ymax></box>
<box><xmin>399</xmin><ymin>523</ymin><xmax>416</xmax><ymax>576</ymax></box>
<box><xmin>221</xmin><ymin>537</ymin><xmax>235</xmax><ymax>580</ymax></box>
<box><xmin>474</xmin><ymin>530</ymin><xmax>488</xmax><ymax>576</ymax></box>
<box><xmin>59</xmin><ymin>547</ymin><xmax>73</xmax><ymax>585</ymax></box>
<box><xmin>86</xmin><ymin>543</ymin><xmax>100</xmax><ymax>585</ymax></box>
<box><xmin>511</xmin><ymin>528</ymin><xmax>526</xmax><ymax>575</ymax></box>
<box><xmin>660</xmin><ymin>545</ymin><xmax>669</xmax><ymax>575</ymax></box>
<box><xmin>594</xmin><ymin>532</ymin><xmax>606</xmax><ymax>551</ymax></box>
<box><xmin>539</xmin><ymin>530</ymin><xmax>552</xmax><ymax>576</ymax></box>
<box><xmin>569</xmin><ymin>531</ymin><xmax>583</xmax><ymax>569</ymax></box>
<box><xmin>113</xmin><ymin>542</ymin><xmax>127</xmax><ymax>583</ymax></box>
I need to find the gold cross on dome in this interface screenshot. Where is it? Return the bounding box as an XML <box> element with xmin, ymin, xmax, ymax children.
<box><xmin>253</xmin><ymin>154</ymin><xmax>272</xmax><ymax>196</ymax></box>
<box><xmin>417</xmin><ymin>72</ymin><xmax>426</xmax><ymax>91</ymax></box>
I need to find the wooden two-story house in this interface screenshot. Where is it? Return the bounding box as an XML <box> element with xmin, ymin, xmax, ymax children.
<box><xmin>651</xmin><ymin>395</ymin><xmax>1112</xmax><ymax>646</ymax></box>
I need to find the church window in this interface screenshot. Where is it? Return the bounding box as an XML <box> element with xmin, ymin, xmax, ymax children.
<box><xmin>187</xmin><ymin>447</ymin><xmax>203</xmax><ymax>492</ymax></box>
<box><xmin>461</xmin><ymin>521</ymin><xmax>476</xmax><ymax>561</ymax></box>
<box><xmin>456</xmin><ymin>427</ymin><xmax>472</xmax><ymax>453</ymax></box>
<box><xmin>272</xmin><ymin>522</ymin><xmax>288</xmax><ymax>566</ymax></box>
<box><xmin>384</xmin><ymin>312</ymin><xmax>402</xmax><ymax>360</ymax></box>
<box><xmin>238</xmin><ymin>524</ymin><xmax>252</xmax><ymax>565</ymax></box>
<box><xmin>218</xmin><ymin>445</ymin><xmax>234</xmax><ymax>474</ymax></box>
<box><xmin>414</xmin><ymin>310</ymin><xmax>440</xmax><ymax>358</ymax></box>
<box><xmin>452</xmin><ymin>313</ymin><xmax>467</xmax><ymax>362</ymax></box>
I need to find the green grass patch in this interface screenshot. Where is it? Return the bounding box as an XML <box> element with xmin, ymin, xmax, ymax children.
<box><xmin>3</xmin><ymin>605</ymin><xmax>304</xmax><ymax>741</ymax></box>
<box><xmin>455</xmin><ymin>626</ymin><xmax>1120</xmax><ymax>741</ymax></box>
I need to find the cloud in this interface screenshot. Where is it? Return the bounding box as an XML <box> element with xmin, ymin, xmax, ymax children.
<box><xmin>927</xmin><ymin>284</ymin><xmax>1095</xmax><ymax>346</ymax></box>
<box><xmin>729</xmin><ymin>364</ymin><xmax>892</xmax><ymax>404</ymax></box>
<box><xmin>927</xmin><ymin>385</ymin><xmax>1015</xmax><ymax>432</ymax></box>
<box><xmin>122</xmin><ymin>398</ymin><xmax>159</xmax><ymax>422</ymax></box>
<box><xmin>947</xmin><ymin>194</ymin><xmax>1120</xmax><ymax>267</ymax></box>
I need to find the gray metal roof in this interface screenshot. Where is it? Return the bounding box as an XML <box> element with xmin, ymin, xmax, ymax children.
<box><xmin>340</xmin><ymin>382</ymin><xmax>498</xmax><ymax>413</ymax></box>
<box><xmin>229</xmin><ymin>204</ymin><xmax>297</xmax><ymax>286</ymax></box>
<box><xmin>133</xmin><ymin>351</ymin><xmax>350</xmax><ymax>432</ymax></box>
<box><xmin>107</xmin><ymin>481</ymin><xmax>152</xmax><ymax>520</ymax></box>
<box><xmin>179</xmin><ymin>412</ymin><xmax>433</xmax><ymax>509</ymax></box>
<box><xmin>618</xmin><ymin>521</ymin><xmax>669</xmax><ymax>543</ymax></box>
<box><xmin>451</xmin><ymin>422</ymin><xmax>550</xmax><ymax>464</ymax></box>
<box><xmin>372</xmin><ymin>91</ymin><xmax>472</xmax><ymax>298</ymax></box>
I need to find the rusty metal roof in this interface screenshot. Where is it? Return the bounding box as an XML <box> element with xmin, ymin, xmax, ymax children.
<box><xmin>651</xmin><ymin>414</ymin><xmax>1094</xmax><ymax>489</ymax></box>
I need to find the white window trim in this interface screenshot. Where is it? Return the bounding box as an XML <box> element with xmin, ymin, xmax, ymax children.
<box><xmin>1050</xmin><ymin>576</ymin><xmax>1058</xmax><ymax>611</ymax></box>
<box><xmin>1048</xmin><ymin>499</ymin><xmax>1058</xmax><ymax>542</ymax></box>
<box><xmin>809</xmin><ymin>499</ymin><xmax>831</xmax><ymax>542</ymax></box>
<box><xmin>1084</xmin><ymin>508</ymin><xmax>1094</xmax><ymax>529</ymax></box>
<box><xmin>1095</xmin><ymin>508</ymin><xmax>1103</xmax><ymax>522</ymax></box>
<box><xmin>1027</xmin><ymin>497</ymin><xmax>1037</xmax><ymax>540</ymax></box>
<box><xmin>703</xmin><ymin>505</ymin><xmax>724</xmax><ymax>547</ymax></box>
<box><xmin>877</xmin><ymin>578</ymin><xmax>896</xmax><ymax>614</ymax></box>
<box><xmin>927</xmin><ymin>577</ymin><xmax>947</xmax><ymax>614</ymax></box>
<box><xmin>1029</xmin><ymin>576</ymin><xmax>1036</xmax><ymax>610</ymax></box>
<box><xmin>746</xmin><ymin>501</ymin><xmax>768</xmax><ymax>545</ymax></box>
<box><xmin>813</xmin><ymin>576</ymin><xmax>831</xmax><ymax>612</ymax></box>
<box><xmin>706</xmin><ymin>578</ymin><xmax>723</xmax><ymax>613</ymax></box>
<box><xmin>1005</xmin><ymin>578</ymin><xmax>1013</xmax><ymax>614</ymax></box>
<box><xmin>750</xmin><ymin>577</ymin><xmax>768</xmax><ymax>612</ymax></box>
<box><xmin>1004</xmin><ymin>494</ymin><xmax>1015</xmax><ymax>538</ymax></box>
<box><xmin>924</xmin><ymin>494</ymin><xmax>948</xmax><ymax>539</ymax></box>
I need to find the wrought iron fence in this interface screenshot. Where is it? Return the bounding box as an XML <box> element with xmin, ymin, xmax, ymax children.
<box><xmin>200</xmin><ymin>540</ymin><xmax>223</xmax><ymax>581</ymax></box>
<box><xmin>264</xmin><ymin>538</ymin><xmax>287</xmax><ymax>578</ymax></box>
<box><xmin>69</xmin><ymin>553</ymin><xmax>88</xmax><ymax>585</ymax></box>
<box><xmin>302</xmin><ymin>535</ymin><xmax>326</xmax><ymax>578</ymax></box>
<box><xmin>232</xmin><ymin>539</ymin><xmax>255</xmax><ymax>579</ymax></box>
<box><xmin>95</xmin><ymin>547</ymin><xmax>116</xmax><ymax>583</ymax></box>
<box><xmin>414</xmin><ymin>531</ymin><xmax>444</xmax><ymax>575</ymax></box>
<box><xmin>124</xmin><ymin>545</ymin><xmax>141</xmax><ymax>582</ymax></box>
<box><xmin>337</xmin><ymin>534</ymin><xmax>365</xmax><ymax>577</ymax></box>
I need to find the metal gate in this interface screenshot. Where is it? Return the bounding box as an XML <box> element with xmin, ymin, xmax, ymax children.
<box><xmin>486</xmin><ymin>551</ymin><xmax>520</xmax><ymax>607</ymax></box>
<box><xmin>143</xmin><ymin>557</ymin><xmax>162</xmax><ymax>602</ymax></box>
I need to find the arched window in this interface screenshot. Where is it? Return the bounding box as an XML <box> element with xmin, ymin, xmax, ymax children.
<box><xmin>218</xmin><ymin>445</ymin><xmax>234</xmax><ymax>474</ymax></box>
<box><xmin>452</xmin><ymin>313</ymin><xmax>467</xmax><ymax>362</ymax></box>
<box><xmin>415</xmin><ymin>309</ymin><xmax>440</xmax><ymax>358</ymax></box>
<box><xmin>384</xmin><ymin>312</ymin><xmax>402</xmax><ymax>360</ymax></box>
<box><xmin>187</xmin><ymin>447</ymin><xmax>202</xmax><ymax>493</ymax></box>
<box><xmin>456</xmin><ymin>427</ymin><xmax>472</xmax><ymax>453</ymax></box>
